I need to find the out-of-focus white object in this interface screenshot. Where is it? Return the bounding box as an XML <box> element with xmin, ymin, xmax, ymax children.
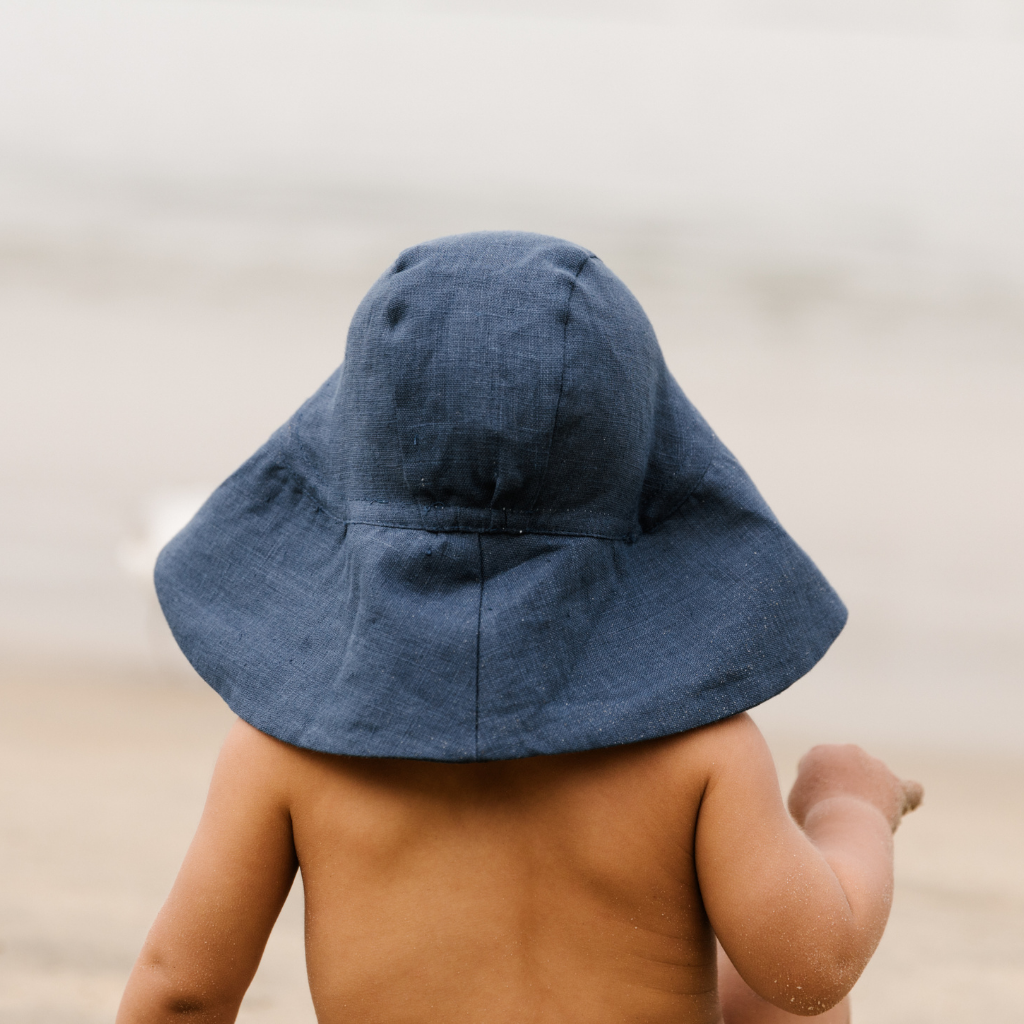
<box><xmin>117</xmin><ymin>487</ymin><xmax>212</xmax><ymax>582</ymax></box>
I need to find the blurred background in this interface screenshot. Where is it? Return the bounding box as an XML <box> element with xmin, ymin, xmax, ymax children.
<box><xmin>0</xmin><ymin>1</ymin><xmax>1022</xmax><ymax>1021</ymax></box>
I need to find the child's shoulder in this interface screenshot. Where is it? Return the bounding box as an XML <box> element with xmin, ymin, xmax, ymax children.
<box><xmin>212</xmin><ymin>717</ymin><xmax>311</xmax><ymax>806</ymax></box>
<box><xmin>223</xmin><ymin>709</ymin><xmax>770</xmax><ymax>773</ymax></box>
<box><xmin>652</xmin><ymin>712</ymin><xmax>773</xmax><ymax>784</ymax></box>
<box><xmin>214</xmin><ymin>711</ymin><xmax>775</xmax><ymax>830</ymax></box>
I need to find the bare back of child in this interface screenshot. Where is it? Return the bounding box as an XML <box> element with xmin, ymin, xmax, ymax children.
<box><xmin>117</xmin><ymin>713</ymin><xmax>920</xmax><ymax>1023</ymax></box>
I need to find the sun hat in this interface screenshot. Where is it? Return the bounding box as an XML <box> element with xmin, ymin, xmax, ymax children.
<box><xmin>155</xmin><ymin>230</ymin><xmax>846</xmax><ymax>762</ymax></box>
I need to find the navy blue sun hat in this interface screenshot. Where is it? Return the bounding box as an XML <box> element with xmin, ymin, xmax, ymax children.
<box><xmin>155</xmin><ymin>231</ymin><xmax>846</xmax><ymax>762</ymax></box>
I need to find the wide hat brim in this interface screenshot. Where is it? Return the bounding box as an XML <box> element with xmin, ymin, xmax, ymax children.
<box><xmin>155</xmin><ymin>432</ymin><xmax>847</xmax><ymax>762</ymax></box>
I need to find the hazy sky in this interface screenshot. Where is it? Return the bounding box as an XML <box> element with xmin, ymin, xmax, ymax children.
<box><xmin>1</xmin><ymin>0</ymin><xmax>1024</xmax><ymax>273</ymax></box>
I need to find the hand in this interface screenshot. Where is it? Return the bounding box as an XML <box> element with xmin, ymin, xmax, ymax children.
<box><xmin>787</xmin><ymin>744</ymin><xmax>923</xmax><ymax>833</ymax></box>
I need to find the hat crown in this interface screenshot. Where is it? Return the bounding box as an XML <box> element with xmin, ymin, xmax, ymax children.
<box><xmin>298</xmin><ymin>231</ymin><xmax>714</xmax><ymax>538</ymax></box>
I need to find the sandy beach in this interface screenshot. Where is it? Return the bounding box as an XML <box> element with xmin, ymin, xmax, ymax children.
<box><xmin>0</xmin><ymin>670</ymin><xmax>1021</xmax><ymax>1023</ymax></box>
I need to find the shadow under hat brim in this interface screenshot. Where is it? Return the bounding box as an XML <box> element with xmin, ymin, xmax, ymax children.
<box><xmin>154</xmin><ymin>443</ymin><xmax>847</xmax><ymax>762</ymax></box>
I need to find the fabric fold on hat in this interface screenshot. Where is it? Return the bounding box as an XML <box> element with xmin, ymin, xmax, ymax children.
<box><xmin>155</xmin><ymin>230</ymin><xmax>847</xmax><ymax>762</ymax></box>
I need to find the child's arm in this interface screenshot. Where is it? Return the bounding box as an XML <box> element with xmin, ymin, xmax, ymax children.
<box><xmin>117</xmin><ymin>720</ymin><xmax>299</xmax><ymax>1023</ymax></box>
<box><xmin>693</xmin><ymin>714</ymin><xmax>921</xmax><ymax>1016</ymax></box>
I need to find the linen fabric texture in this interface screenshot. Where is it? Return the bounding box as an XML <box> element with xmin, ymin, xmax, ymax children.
<box><xmin>155</xmin><ymin>231</ymin><xmax>847</xmax><ymax>762</ymax></box>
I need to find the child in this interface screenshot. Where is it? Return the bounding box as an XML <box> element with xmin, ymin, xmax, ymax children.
<box><xmin>117</xmin><ymin>232</ymin><xmax>921</xmax><ymax>1023</ymax></box>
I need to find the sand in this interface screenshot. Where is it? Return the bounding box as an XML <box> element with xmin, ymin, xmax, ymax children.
<box><xmin>1</xmin><ymin>671</ymin><xmax>1022</xmax><ymax>1023</ymax></box>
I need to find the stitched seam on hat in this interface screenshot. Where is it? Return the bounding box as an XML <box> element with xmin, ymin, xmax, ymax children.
<box><xmin>344</xmin><ymin>518</ymin><xmax>634</xmax><ymax>541</ymax></box>
<box><xmin>370</xmin><ymin>274</ymin><xmax>431</xmax><ymax>534</ymax></box>
<box><xmin>528</xmin><ymin>254</ymin><xmax>592</xmax><ymax>512</ymax></box>
<box><xmin>269</xmin><ymin>458</ymin><xmax>643</xmax><ymax>541</ymax></box>
<box><xmin>474</xmin><ymin>533</ymin><xmax>485</xmax><ymax>760</ymax></box>
<box><xmin>266</xmin><ymin>456</ymin><xmax>346</xmax><ymax>526</ymax></box>
<box><xmin>642</xmin><ymin>455</ymin><xmax>716</xmax><ymax>536</ymax></box>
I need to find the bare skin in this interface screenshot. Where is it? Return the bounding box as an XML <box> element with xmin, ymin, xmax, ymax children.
<box><xmin>117</xmin><ymin>713</ymin><xmax>921</xmax><ymax>1023</ymax></box>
